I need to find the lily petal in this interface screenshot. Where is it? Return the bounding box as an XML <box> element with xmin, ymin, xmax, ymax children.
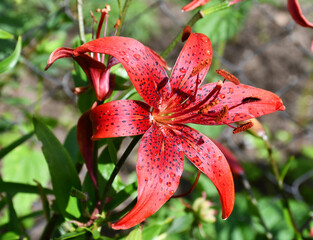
<box><xmin>74</xmin><ymin>37</ymin><xmax>170</xmax><ymax>108</ymax></box>
<box><xmin>211</xmin><ymin>139</ymin><xmax>244</xmax><ymax>177</ymax></box>
<box><xmin>182</xmin><ymin>0</ymin><xmax>211</xmax><ymax>12</ymax></box>
<box><xmin>186</xmin><ymin>82</ymin><xmax>285</xmax><ymax>125</ymax></box>
<box><xmin>45</xmin><ymin>47</ymin><xmax>74</xmax><ymax>70</ymax></box>
<box><xmin>288</xmin><ymin>0</ymin><xmax>313</xmax><ymax>28</ymax></box>
<box><xmin>77</xmin><ymin>111</ymin><xmax>97</xmax><ymax>188</ymax></box>
<box><xmin>90</xmin><ymin>100</ymin><xmax>151</xmax><ymax>139</ymax></box>
<box><xmin>112</xmin><ymin>124</ymin><xmax>184</xmax><ymax>229</ymax></box>
<box><xmin>170</xmin><ymin>32</ymin><xmax>212</xmax><ymax>102</ymax></box>
<box><xmin>176</xmin><ymin>125</ymin><xmax>234</xmax><ymax>219</ymax></box>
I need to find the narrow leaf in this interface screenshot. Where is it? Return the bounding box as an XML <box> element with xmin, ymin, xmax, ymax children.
<box><xmin>107</xmin><ymin>139</ymin><xmax>117</xmax><ymax>164</ymax></box>
<box><xmin>0</xmin><ymin>36</ymin><xmax>22</xmax><ymax>74</ymax></box>
<box><xmin>33</xmin><ymin>117</ymin><xmax>81</xmax><ymax>218</ymax></box>
<box><xmin>126</xmin><ymin>228</ymin><xmax>142</xmax><ymax>240</ymax></box>
<box><xmin>34</xmin><ymin>180</ymin><xmax>51</xmax><ymax>221</ymax></box>
<box><xmin>0</xmin><ymin>131</ymin><xmax>34</xmax><ymax>160</ymax></box>
<box><xmin>0</xmin><ymin>29</ymin><xmax>14</xmax><ymax>39</ymax></box>
<box><xmin>0</xmin><ymin>181</ymin><xmax>53</xmax><ymax>195</ymax></box>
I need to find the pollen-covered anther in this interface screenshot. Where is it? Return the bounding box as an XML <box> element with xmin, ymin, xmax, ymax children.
<box><xmin>215</xmin><ymin>105</ymin><xmax>229</xmax><ymax>122</ymax></box>
<box><xmin>190</xmin><ymin>58</ymin><xmax>211</xmax><ymax>77</ymax></box>
<box><xmin>114</xmin><ymin>19</ymin><xmax>121</xmax><ymax>29</ymax></box>
<box><xmin>233</xmin><ymin>121</ymin><xmax>254</xmax><ymax>134</ymax></box>
<box><xmin>198</xmin><ymin>100</ymin><xmax>219</xmax><ymax>114</ymax></box>
<box><xmin>216</xmin><ymin>69</ymin><xmax>240</xmax><ymax>85</ymax></box>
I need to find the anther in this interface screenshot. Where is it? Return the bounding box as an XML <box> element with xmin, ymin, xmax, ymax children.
<box><xmin>233</xmin><ymin>121</ymin><xmax>254</xmax><ymax>134</ymax></box>
<box><xmin>190</xmin><ymin>58</ymin><xmax>211</xmax><ymax>77</ymax></box>
<box><xmin>198</xmin><ymin>100</ymin><xmax>219</xmax><ymax>114</ymax></box>
<box><xmin>215</xmin><ymin>105</ymin><xmax>229</xmax><ymax>122</ymax></box>
<box><xmin>216</xmin><ymin>69</ymin><xmax>240</xmax><ymax>85</ymax></box>
<box><xmin>241</xmin><ymin>97</ymin><xmax>261</xmax><ymax>104</ymax></box>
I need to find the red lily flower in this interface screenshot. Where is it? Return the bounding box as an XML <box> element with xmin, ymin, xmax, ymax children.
<box><xmin>182</xmin><ymin>0</ymin><xmax>243</xmax><ymax>12</ymax></box>
<box><xmin>74</xmin><ymin>30</ymin><xmax>285</xmax><ymax>229</ymax></box>
<box><xmin>287</xmin><ymin>0</ymin><xmax>313</xmax><ymax>28</ymax></box>
<box><xmin>287</xmin><ymin>0</ymin><xmax>313</xmax><ymax>52</ymax></box>
<box><xmin>45</xmin><ymin>7</ymin><xmax>117</xmax><ymax>102</ymax></box>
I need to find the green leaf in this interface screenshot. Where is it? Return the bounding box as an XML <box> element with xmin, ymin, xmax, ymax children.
<box><xmin>126</xmin><ymin>228</ymin><xmax>142</xmax><ymax>240</ymax></box>
<box><xmin>0</xmin><ymin>36</ymin><xmax>22</xmax><ymax>74</ymax></box>
<box><xmin>107</xmin><ymin>139</ymin><xmax>118</xmax><ymax>164</ymax></box>
<box><xmin>0</xmin><ymin>232</ymin><xmax>20</xmax><ymax>240</ymax></box>
<box><xmin>280</xmin><ymin>156</ymin><xmax>294</xmax><ymax>182</ymax></box>
<box><xmin>167</xmin><ymin>213</ymin><xmax>194</xmax><ymax>235</ymax></box>
<box><xmin>64</xmin><ymin>126</ymin><xmax>79</xmax><ymax>164</ymax></box>
<box><xmin>104</xmin><ymin>182</ymin><xmax>137</xmax><ymax>211</ymax></box>
<box><xmin>0</xmin><ymin>29</ymin><xmax>13</xmax><ymax>39</ymax></box>
<box><xmin>0</xmin><ymin>181</ymin><xmax>53</xmax><ymax>195</ymax></box>
<box><xmin>0</xmin><ymin>131</ymin><xmax>34</xmax><ymax>160</ymax></box>
<box><xmin>33</xmin><ymin>117</ymin><xmax>81</xmax><ymax>218</ymax></box>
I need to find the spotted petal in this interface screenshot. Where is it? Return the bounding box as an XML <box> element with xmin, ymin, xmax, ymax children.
<box><xmin>175</xmin><ymin>125</ymin><xmax>234</xmax><ymax>219</ymax></box>
<box><xmin>74</xmin><ymin>37</ymin><xmax>170</xmax><ymax>108</ymax></box>
<box><xmin>112</xmin><ymin>124</ymin><xmax>184</xmax><ymax>230</ymax></box>
<box><xmin>185</xmin><ymin>82</ymin><xmax>285</xmax><ymax>125</ymax></box>
<box><xmin>169</xmin><ymin>32</ymin><xmax>212</xmax><ymax>102</ymax></box>
<box><xmin>90</xmin><ymin>100</ymin><xmax>151</xmax><ymax>139</ymax></box>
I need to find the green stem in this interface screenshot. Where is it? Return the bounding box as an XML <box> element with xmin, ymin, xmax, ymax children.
<box><xmin>40</xmin><ymin>214</ymin><xmax>63</xmax><ymax>240</ymax></box>
<box><xmin>100</xmin><ymin>135</ymin><xmax>141</xmax><ymax>211</ymax></box>
<box><xmin>161</xmin><ymin>11</ymin><xmax>204</xmax><ymax>58</ymax></box>
<box><xmin>264</xmin><ymin>140</ymin><xmax>303</xmax><ymax>239</ymax></box>
<box><xmin>117</xmin><ymin>0</ymin><xmax>132</xmax><ymax>36</ymax></box>
<box><xmin>201</xmin><ymin>2</ymin><xmax>229</xmax><ymax>16</ymax></box>
<box><xmin>77</xmin><ymin>0</ymin><xmax>86</xmax><ymax>43</ymax></box>
<box><xmin>240</xmin><ymin>174</ymin><xmax>273</xmax><ymax>240</ymax></box>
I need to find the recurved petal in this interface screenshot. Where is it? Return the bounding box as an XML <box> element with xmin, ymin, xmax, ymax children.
<box><xmin>45</xmin><ymin>47</ymin><xmax>74</xmax><ymax>70</ymax></box>
<box><xmin>73</xmin><ymin>37</ymin><xmax>170</xmax><ymax>108</ymax></box>
<box><xmin>288</xmin><ymin>0</ymin><xmax>313</xmax><ymax>28</ymax></box>
<box><xmin>112</xmin><ymin>124</ymin><xmax>184</xmax><ymax>230</ymax></box>
<box><xmin>90</xmin><ymin>100</ymin><xmax>151</xmax><ymax>139</ymax></box>
<box><xmin>175</xmin><ymin>125</ymin><xmax>234</xmax><ymax>219</ymax></box>
<box><xmin>182</xmin><ymin>0</ymin><xmax>211</xmax><ymax>12</ymax></box>
<box><xmin>211</xmin><ymin>139</ymin><xmax>244</xmax><ymax>177</ymax></box>
<box><xmin>170</xmin><ymin>32</ymin><xmax>212</xmax><ymax>102</ymax></box>
<box><xmin>77</xmin><ymin>111</ymin><xmax>97</xmax><ymax>188</ymax></box>
<box><xmin>187</xmin><ymin>82</ymin><xmax>285</xmax><ymax>125</ymax></box>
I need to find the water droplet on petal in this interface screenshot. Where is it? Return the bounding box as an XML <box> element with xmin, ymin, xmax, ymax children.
<box><xmin>219</xmin><ymin>93</ymin><xmax>225</xmax><ymax>99</ymax></box>
<box><xmin>122</xmin><ymin>57</ymin><xmax>129</xmax><ymax>63</ymax></box>
<box><xmin>170</xmin><ymin>172</ymin><xmax>175</xmax><ymax>178</ymax></box>
<box><xmin>166</xmin><ymin>182</ymin><xmax>172</xmax><ymax>187</ymax></box>
<box><xmin>170</xmin><ymin>190</ymin><xmax>175</xmax><ymax>195</ymax></box>
<box><xmin>217</xmin><ymin>155</ymin><xmax>222</xmax><ymax>161</ymax></box>
<box><xmin>201</xmin><ymin>36</ymin><xmax>208</xmax><ymax>43</ymax></box>
<box><xmin>179</xmin><ymin>75</ymin><xmax>184</xmax><ymax>80</ymax></box>
<box><xmin>132</xmin><ymin>66</ymin><xmax>136</xmax><ymax>71</ymax></box>
<box><xmin>119</xmin><ymin>51</ymin><xmax>126</xmax><ymax>56</ymax></box>
<box><xmin>137</xmin><ymin>166</ymin><xmax>142</xmax><ymax>171</ymax></box>
<box><xmin>133</xmin><ymin>54</ymin><xmax>141</xmax><ymax>60</ymax></box>
<box><xmin>180</xmin><ymin>68</ymin><xmax>186</xmax><ymax>73</ymax></box>
<box><xmin>229</xmin><ymin>87</ymin><xmax>234</xmax><ymax>93</ymax></box>
<box><xmin>159</xmin><ymin>178</ymin><xmax>163</xmax><ymax>183</ymax></box>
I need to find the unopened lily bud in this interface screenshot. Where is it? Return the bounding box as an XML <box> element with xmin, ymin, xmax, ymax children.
<box><xmin>192</xmin><ymin>193</ymin><xmax>217</xmax><ymax>223</ymax></box>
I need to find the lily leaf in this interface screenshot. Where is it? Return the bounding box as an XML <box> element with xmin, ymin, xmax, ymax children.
<box><xmin>0</xmin><ymin>29</ymin><xmax>13</xmax><ymax>39</ymax></box>
<box><xmin>0</xmin><ymin>36</ymin><xmax>22</xmax><ymax>74</ymax></box>
<box><xmin>33</xmin><ymin>117</ymin><xmax>81</xmax><ymax>218</ymax></box>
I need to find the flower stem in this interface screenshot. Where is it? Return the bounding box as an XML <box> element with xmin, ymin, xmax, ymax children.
<box><xmin>161</xmin><ymin>11</ymin><xmax>204</xmax><ymax>58</ymax></box>
<box><xmin>264</xmin><ymin>140</ymin><xmax>303</xmax><ymax>239</ymax></box>
<box><xmin>116</xmin><ymin>0</ymin><xmax>132</xmax><ymax>36</ymax></box>
<box><xmin>77</xmin><ymin>0</ymin><xmax>86</xmax><ymax>43</ymax></box>
<box><xmin>100</xmin><ymin>135</ymin><xmax>141</xmax><ymax>211</ymax></box>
